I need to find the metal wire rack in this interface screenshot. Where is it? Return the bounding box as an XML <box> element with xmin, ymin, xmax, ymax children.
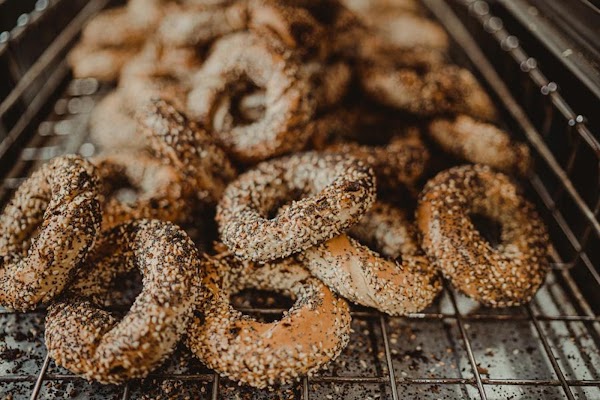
<box><xmin>1</xmin><ymin>0</ymin><xmax>600</xmax><ymax>399</ymax></box>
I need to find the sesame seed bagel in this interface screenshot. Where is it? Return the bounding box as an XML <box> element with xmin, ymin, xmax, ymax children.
<box><xmin>186</xmin><ymin>247</ymin><xmax>351</xmax><ymax>388</ymax></box>
<box><xmin>0</xmin><ymin>155</ymin><xmax>101</xmax><ymax>311</ymax></box>
<box><xmin>121</xmin><ymin>40</ymin><xmax>203</xmax><ymax>83</ymax></box>
<box><xmin>359</xmin><ymin>64</ymin><xmax>497</xmax><ymax>121</ymax></box>
<box><xmin>88</xmin><ymin>92</ymin><xmax>146</xmax><ymax>152</ymax></box>
<box><xmin>348</xmin><ymin>201</ymin><xmax>420</xmax><ymax>259</ymax></box>
<box><xmin>216</xmin><ymin>151</ymin><xmax>376</xmax><ymax>261</ymax></box>
<box><xmin>416</xmin><ymin>164</ymin><xmax>550</xmax><ymax>307</ymax></box>
<box><xmin>68</xmin><ymin>43</ymin><xmax>137</xmax><ymax>81</ymax></box>
<box><xmin>187</xmin><ymin>32</ymin><xmax>314</xmax><ymax>163</ymax></box>
<box><xmin>80</xmin><ymin>7</ymin><xmax>148</xmax><ymax>48</ymax></box>
<box><xmin>324</xmin><ymin>127</ymin><xmax>429</xmax><ymax>191</ymax></box>
<box><xmin>45</xmin><ymin>220</ymin><xmax>203</xmax><ymax>384</ymax></box>
<box><xmin>427</xmin><ymin>115</ymin><xmax>531</xmax><ymax>175</ymax></box>
<box><xmin>137</xmin><ymin>98</ymin><xmax>237</xmax><ymax>204</ymax></box>
<box><xmin>158</xmin><ymin>2</ymin><xmax>248</xmax><ymax>47</ymax></box>
<box><xmin>248</xmin><ymin>0</ymin><xmax>326</xmax><ymax>58</ymax></box>
<box><xmin>300</xmin><ymin>202</ymin><xmax>441</xmax><ymax>315</ymax></box>
<box><xmin>92</xmin><ymin>152</ymin><xmax>194</xmax><ymax>230</ymax></box>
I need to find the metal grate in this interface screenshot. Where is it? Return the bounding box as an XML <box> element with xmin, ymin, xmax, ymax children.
<box><xmin>1</xmin><ymin>0</ymin><xmax>600</xmax><ymax>399</ymax></box>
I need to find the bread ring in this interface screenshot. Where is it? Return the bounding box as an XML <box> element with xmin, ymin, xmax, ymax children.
<box><xmin>0</xmin><ymin>155</ymin><xmax>101</xmax><ymax>311</ymax></box>
<box><xmin>92</xmin><ymin>152</ymin><xmax>194</xmax><ymax>230</ymax></box>
<box><xmin>369</xmin><ymin>14</ymin><xmax>449</xmax><ymax>51</ymax></box>
<box><xmin>89</xmin><ymin>92</ymin><xmax>146</xmax><ymax>152</ymax></box>
<box><xmin>300</xmin><ymin>202</ymin><xmax>441</xmax><ymax>315</ymax></box>
<box><xmin>80</xmin><ymin>7</ymin><xmax>148</xmax><ymax>48</ymax></box>
<box><xmin>241</xmin><ymin>60</ymin><xmax>351</xmax><ymax>113</ymax></box>
<box><xmin>186</xmin><ymin>247</ymin><xmax>351</xmax><ymax>388</ymax></box>
<box><xmin>324</xmin><ymin>127</ymin><xmax>429</xmax><ymax>191</ymax></box>
<box><xmin>416</xmin><ymin>164</ymin><xmax>550</xmax><ymax>307</ymax></box>
<box><xmin>358</xmin><ymin>36</ymin><xmax>447</xmax><ymax>71</ymax></box>
<box><xmin>343</xmin><ymin>0</ymin><xmax>422</xmax><ymax>17</ymax></box>
<box><xmin>187</xmin><ymin>32</ymin><xmax>314</xmax><ymax>162</ymax></box>
<box><xmin>248</xmin><ymin>0</ymin><xmax>327</xmax><ymax>58</ymax></box>
<box><xmin>68</xmin><ymin>44</ymin><xmax>137</xmax><ymax>81</ymax></box>
<box><xmin>118</xmin><ymin>71</ymin><xmax>190</xmax><ymax>117</ymax></box>
<box><xmin>360</xmin><ymin>64</ymin><xmax>497</xmax><ymax>121</ymax></box>
<box><xmin>158</xmin><ymin>2</ymin><xmax>248</xmax><ymax>47</ymax></box>
<box><xmin>137</xmin><ymin>99</ymin><xmax>237</xmax><ymax>204</ymax></box>
<box><xmin>121</xmin><ymin>41</ymin><xmax>204</xmax><ymax>82</ymax></box>
<box><xmin>427</xmin><ymin>115</ymin><xmax>531</xmax><ymax>175</ymax></box>
<box><xmin>45</xmin><ymin>220</ymin><xmax>203</xmax><ymax>384</ymax></box>
<box><xmin>217</xmin><ymin>151</ymin><xmax>376</xmax><ymax>261</ymax></box>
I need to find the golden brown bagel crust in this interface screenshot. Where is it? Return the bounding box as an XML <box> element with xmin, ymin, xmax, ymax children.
<box><xmin>186</xmin><ymin>247</ymin><xmax>351</xmax><ymax>388</ymax></box>
<box><xmin>217</xmin><ymin>151</ymin><xmax>376</xmax><ymax>261</ymax></box>
<box><xmin>416</xmin><ymin>164</ymin><xmax>549</xmax><ymax>307</ymax></box>
<box><xmin>428</xmin><ymin>115</ymin><xmax>531</xmax><ymax>175</ymax></box>
<box><xmin>324</xmin><ymin>127</ymin><xmax>429</xmax><ymax>191</ymax></box>
<box><xmin>187</xmin><ymin>32</ymin><xmax>314</xmax><ymax>162</ymax></box>
<box><xmin>360</xmin><ymin>64</ymin><xmax>497</xmax><ymax>121</ymax></box>
<box><xmin>300</xmin><ymin>202</ymin><xmax>441</xmax><ymax>315</ymax></box>
<box><xmin>0</xmin><ymin>155</ymin><xmax>101</xmax><ymax>311</ymax></box>
<box><xmin>88</xmin><ymin>91</ymin><xmax>146</xmax><ymax>152</ymax></box>
<box><xmin>138</xmin><ymin>98</ymin><xmax>237</xmax><ymax>204</ymax></box>
<box><xmin>92</xmin><ymin>152</ymin><xmax>194</xmax><ymax>230</ymax></box>
<box><xmin>45</xmin><ymin>220</ymin><xmax>203</xmax><ymax>384</ymax></box>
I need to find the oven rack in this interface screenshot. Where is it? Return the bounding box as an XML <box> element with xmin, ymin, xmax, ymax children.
<box><xmin>0</xmin><ymin>0</ymin><xmax>599</xmax><ymax>399</ymax></box>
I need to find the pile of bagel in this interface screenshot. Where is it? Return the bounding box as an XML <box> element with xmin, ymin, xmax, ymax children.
<box><xmin>0</xmin><ymin>0</ymin><xmax>550</xmax><ymax>390</ymax></box>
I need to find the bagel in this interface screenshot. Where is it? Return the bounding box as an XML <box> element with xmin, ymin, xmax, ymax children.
<box><xmin>186</xmin><ymin>246</ymin><xmax>351</xmax><ymax>388</ymax></box>
<box><xmin>88</xmin><ymin>92</ymin><xmax>146</xmax><ymax>152</ymax></box>
<box><xmin>217</xmin><ymin>151</ymin><xmax>376</xmax><ymax>261</ymax></box>
<box><xmin>300</xmin><ymin>202</ymin><xmax>441</xmax><ymax>315</ymax></box>
<box><xmin>360</xmin><ymin>64</ymin><xmax>497</xmax><ymax>121</ymax></box>
<box><xmin>45</xmin><ymin>220</ymin><xmax>203</xmax><ymax>384</ymax></box>
<box><xmin>92</xmin><ymin>152</ymin><xmax>194</xmax><ymax>230</ymax></box>
<box><xmin>324</xmin><ymin>127</ymin><xmax>429</xmax><ymax>192</ymax></box>
<box><xmin>158</xmin><ymin>2</ymin><xmax>248</xmax><ymax>47</ymax></box>
<box><xmin>137</xmin><ymin>98</ymin><xmax>237</xmax><ymax>204</ymax></box>
<box><xmin>0</xmin><ymin>155</ymin><xmax>101</xmax><ymax>311</ymax></box>
<box><xmin>68</xmin><ymin>44</ymin><xmax>137</xmax><ymax>81</ymax></box>
<box><xmin>416</xmin><ymin>164</ymin><xmax>550</xmax><ymax>307</ymax></box>
<box><xmin>187</xmin><ymin>32</ymin><xmax>314</xmax><ymax>162</ymax></box>
<box><xmin>427</xmin><ymin>115</ymin><xmax>531</xmax><ymax>175</ymax></box>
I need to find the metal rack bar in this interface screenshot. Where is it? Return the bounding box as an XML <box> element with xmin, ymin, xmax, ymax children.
<box><xmin>29</xmin><ymin>354</ymin><xmax>51</xmax><ymax>400</ymax></box>
<box><xmin>211</xmin><ymin>373</ymin><xmax>219</xmax><ymax>400</ymax></box>
<box><xmin>379</xmin><ymin>315</ymin><xmax>400</xmax><ymax>400</ymax></box>
<box><xmin>0</xmin><ymin>0</ymin><xmax>599</xmax><ymax>399</ymax></box>
<box><xmin>120</xmin><ymin>383</ymin><xmax>130</xmax><ymax>400</ymax></box>
<box><xmin>526</xmin><ymin>305</ymin><xmax>576</xmax><ymax>399</ymax></box>
<box><xmin>302</xmin><ymin>376</ymin><xmax>309</xmax><ymax>399</ymax></box>
<box><xmin>446</xmin><ymin>289</ymin><xmax>488</xmax><ymax>399</ymax></box>
<box><xmin>3</xmin><ymin>373</ymin><xmax>599</xmax><ymax>387</ymax></box>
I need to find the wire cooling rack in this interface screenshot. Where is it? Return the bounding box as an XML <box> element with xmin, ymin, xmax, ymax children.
<box><xmin>1</xmin><ymin>0</ymin><xmax>600</xmax><ymax>399</ymax></box>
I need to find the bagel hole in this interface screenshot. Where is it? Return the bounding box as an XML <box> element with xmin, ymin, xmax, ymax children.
<box><xmin>231</xmin><ymin>289</ymin><xmax>294</xmax><ymax>323</ymax></box>
<box><xmin>470</xmin><ymin>213</ymin><xmax>502</xmax><ymax>248</ymax></box>
<box><xmin>228</xmin><ymin>80</ymin><xmax>266</xmax><ymax>126</ymax></box>
<box><xmin>104</xmin><ymin>269</ymin><xmax>143</xmax><ymax>311</ymax></box>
